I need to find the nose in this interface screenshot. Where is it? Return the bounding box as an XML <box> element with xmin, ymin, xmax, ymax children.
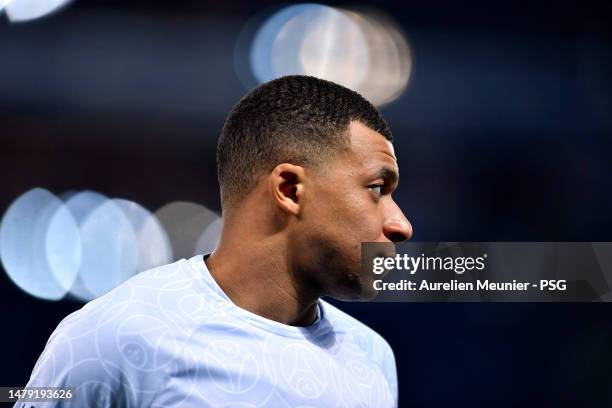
<box><xmin>383</xmin><ymin>202</ymin><xmax>412</xmax><ymax>243</ymax></box>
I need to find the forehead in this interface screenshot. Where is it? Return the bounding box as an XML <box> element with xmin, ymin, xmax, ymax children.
<box><xmin>346</xmin><ymin>121</ymin><xmax>397</xmax><ymax>168</ymax></box>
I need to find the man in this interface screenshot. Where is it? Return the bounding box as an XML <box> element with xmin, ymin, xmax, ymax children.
<box><xmin>20</xmin><ymin>75</ymin><xmax>412</xmax><ymax>407</ymax></box>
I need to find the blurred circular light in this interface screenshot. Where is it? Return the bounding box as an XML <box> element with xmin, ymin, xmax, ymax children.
<box><xmin>76</xmin><ymin>199</ymin><xmax>138</xmax><ymax>301</ymax></box>
<box><xmin>286</xmin><ymin>5</ymin><xmax>369</xmax><ymax>90</ymax></box>
<box><xmin>45</xmin><ymin>197</ymin><xmax>82</xmax><ymax>294</ymax></box>
<box><xmin>62</xmin><ymin>190</ymin><xmax>108</xmax><ymax>224</ymax></box>
<box><xmin>248</xmin><ymin>4</ymin><xmax>413</xmax><ymax>106</ymax></box>
<box><xmin>62</xmin><ymin>190</ymin><xmax>138</xmax><ymax>302</ymax></box>
<box><xmin>0</xmin><ymin>188</ymin><xmax>80</xmax><ymax>300</ymax></box>
<box><xmin>250</xmin><ymin>3</ymin><xmax>316</xmax><ymax>84</ymax></box>
<box><xmin>112</xmin><ymin>198</ymin><xmax>173</xmax><ymax>272</ymax></box>
<box><xmin>1</xmin><ymin>189</ymin><xmax>170</xmax><ymax>302</ymax></box>
<box><xmin>194</xmin><ymin>217</ymin><xmax>222</xmax><ymax>256</ymax></box>
<box><xmin>342</xmin><ymin>9</ymin><xmax>412</xmax><ymax>106</ymax></box>
<box><xmin>0</xmin><ymin>0</ymin><xmax>12</xmax><ymax>13</ymax></box>
<box><xmin>5</xmin><ymin>0</ymin><xmax>74</xmax><ymax>22</ymax></box>
<box><xmin>154</xmin><ymin>201</ymin><xmax>219</xmax><ymax>261</ymax></box>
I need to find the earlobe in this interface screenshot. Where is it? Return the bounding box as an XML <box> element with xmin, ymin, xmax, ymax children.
<box><xmin>269</xmin><ymin>164</ymin><xmax>305</xmax><ymax>216</ymax></box>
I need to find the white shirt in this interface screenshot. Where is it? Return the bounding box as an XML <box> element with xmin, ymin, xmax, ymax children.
<box><xmin>20</xmin><ymin>255</ymin><xmax>398</xmax><ymax>407</ymax></box>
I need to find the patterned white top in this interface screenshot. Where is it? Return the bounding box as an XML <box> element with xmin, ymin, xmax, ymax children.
<box><xmin>20</xmin><ymin>255</ymin><xmax>398</xmax><ymax>407</ymax></box>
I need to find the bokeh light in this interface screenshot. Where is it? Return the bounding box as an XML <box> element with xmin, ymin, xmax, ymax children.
<box><xmin>248</xmin><ymin>3</ymin><xmax>412</xmax><ymax>106</ymax></box>
<box><xmin>75</xmin><ymin>199</ymin><xmax>138</xmax><ymax>301</ymax></box>
<box><xmin>61</xmin><ymin>190</ymin><xmax>108</xmax><ymax>225</ymax></box>
<box><xmin>4</xmin><ymin>0</ymin><xmax>74</xmax><ymax>23</ymax></box>
<box><xmin>0</xmin><ymin>0</ymin><xmax>11</xmax><ymax>13</ymax></box>
<box><xmin>1</xmin><ymin>188</ymin><xmax>217</xmax><ymax>302</ymax></box>
<box><xmin>250</xmin><ymin>4</ymin><xmax>316</xmax><ymax>86</ymax></box>
<box><xmin>61</xmin><ymin>191</ymin><xmax>127</xmax><ymax>301</ymax></box>
<box><xmin>342</xmin><ymin>9</ymin><xmax>412</xmax><ymax>106</ymax></box>
<box><xmin>46</xmin><ymin>195</ymin><xmax>82</xmax><ymax>295</ymax></box>
<box><xmin>0</xmin><ymin>188</ymin><xmax>80</xmax><ymax>300</ymax></box>
<box><xmin>195</xmin><ymin>217</ymin><xmax>222</xmax><ymax>255</ymax></box>
<box><xmin>154</xmin><ymin>201</ymin><xmax>219</xmax><ymax>261</ymax></box>
<box><xmin>272</xmin><ymin>4</ymin><xmax>369</xmax><ymax>90</ymax></box>
<box><xmin>112</xmin><ymin>198</ymin><xmax>173</xmax><ymax>272</ymax></box>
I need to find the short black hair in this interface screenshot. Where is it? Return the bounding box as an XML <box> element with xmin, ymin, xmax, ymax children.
<box><xmin>217</xmin><ymin>75</ymin><xmax>392</xmax><ymax>209</ymax></box>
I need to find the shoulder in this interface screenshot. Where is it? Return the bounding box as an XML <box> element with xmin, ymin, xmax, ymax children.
<box><xmin>60</xmin><ymin>257</ymin><xmax>217</xmax><ymax>333</ymax></box>
<box><xmin>45</xmin><ymin>257</ymin><xmax>210</xmax><ymax>360</ymax></box>
<box><xmin>25</xmin><ymin>259</ymin><xmax>205</xmax><ymax>407</ymax></box>
<box><xmin>55</xmin><ymin>258</ymin><xmax>199</xmax><ymax>340</ymax></box>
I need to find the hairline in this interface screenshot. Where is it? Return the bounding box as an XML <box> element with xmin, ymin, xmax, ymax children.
<box><xmin>220</xmin><ymin>120</ymin><xmax>391</xmax><ymax>210</ymax></box>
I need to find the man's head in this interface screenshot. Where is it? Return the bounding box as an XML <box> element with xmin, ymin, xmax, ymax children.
<box><xmin>217</xmin><ymin>75</ymin><xmax>411</xmax><ymax>299</ymax></box>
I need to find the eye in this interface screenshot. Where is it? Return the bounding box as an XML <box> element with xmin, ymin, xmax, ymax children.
<box><xmin>368</xmin><ymin>184</ymin><xmax>384</xmax><ymax>196</ymax></box>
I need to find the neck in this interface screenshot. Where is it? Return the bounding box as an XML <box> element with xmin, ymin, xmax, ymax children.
<box><xmin>205</xmin><ymin>224</ymin><xmax>320</xmax><ymax>327</ymax></box>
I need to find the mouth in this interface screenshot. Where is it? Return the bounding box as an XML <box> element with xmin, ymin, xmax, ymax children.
<box><xmin>360</xmin><ymin>241</ymin><xmax>397</xmax><ymax>282</ymax></box>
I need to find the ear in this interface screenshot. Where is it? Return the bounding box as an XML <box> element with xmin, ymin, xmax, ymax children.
<box><xmin>268</xmin><ymin>163</ymin><xmax>306</xmax><ymax>216</ymax></box>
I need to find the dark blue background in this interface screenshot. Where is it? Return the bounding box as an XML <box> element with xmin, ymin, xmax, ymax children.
<box><xmin>1</xmin><ymin>1</ymin><xmax>611</xmax><ymax>406</ymax></box>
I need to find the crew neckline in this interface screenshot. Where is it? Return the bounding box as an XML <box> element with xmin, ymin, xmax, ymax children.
<box><xmin>186</xmin><ymin>254</ymin><xmax>330</xmax><ymax>338</ymax></box>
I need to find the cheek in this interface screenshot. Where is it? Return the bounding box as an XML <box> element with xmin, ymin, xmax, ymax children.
<box><xmin>307</xmin><ymin>184</ymin><xmax>382</xmax><ymax>240</ymax></box>
<box><xmin>335</xmin><ymin>195</ymin><xmax>383</xmax><ymax>241</ymax></box>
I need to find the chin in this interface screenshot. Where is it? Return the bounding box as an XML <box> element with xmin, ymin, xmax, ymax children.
<box><xmin>355</xmin><ymin>274</ymin><xmax>381</xmax><ymax>300</ymax></box>
<box><xmin>308</xmin><ymin>237</ymin><xmax>368</xmax><ymax>298</ymax></box>
<box><xmin>328</xmin><ymin>269</ymin><xmax>380</xmax><ymax>301</ymax></box>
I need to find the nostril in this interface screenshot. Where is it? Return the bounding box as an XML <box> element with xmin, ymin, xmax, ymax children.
<box><xmin>389</xmin><ymin>232</ymin><xmax>407</xmax><ymax>242</ymax></box>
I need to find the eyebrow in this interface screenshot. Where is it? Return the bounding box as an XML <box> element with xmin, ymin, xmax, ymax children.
<box><xmin>376</xmin><ymin>167</ymin><xmax>399</xmax><ymax>185</ymax></box>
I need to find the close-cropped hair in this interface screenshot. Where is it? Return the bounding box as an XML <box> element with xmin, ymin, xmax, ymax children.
<box><xmin>217</xmin><ymin>75</ymin><xmax>392</xmax><ymax>209</ymax></box>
